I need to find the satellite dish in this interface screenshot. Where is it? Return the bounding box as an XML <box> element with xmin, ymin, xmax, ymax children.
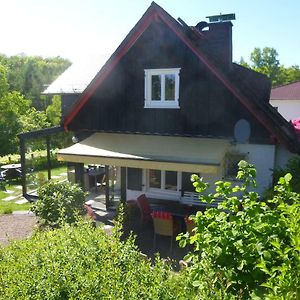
<box><xmin>234</xmin><ymin>119</ymin><xmax>251</xmax><ymax>142</ymax></box>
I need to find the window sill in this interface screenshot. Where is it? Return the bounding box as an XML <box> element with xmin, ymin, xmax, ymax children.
<box><xmin>144</xmin><ymin>102</ymin><xmax>180</xmax><ymax>109</ymax></box>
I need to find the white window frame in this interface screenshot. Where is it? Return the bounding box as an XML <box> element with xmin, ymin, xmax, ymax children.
<box><xmin>147</xmin><ymin>169</ymin><xmax>181</xmax><ymax>195</ymax></box>
<box><xmin>144</xmin><ymin>68</ymin><xmax>180</xmax><ymax>109</ymax></box>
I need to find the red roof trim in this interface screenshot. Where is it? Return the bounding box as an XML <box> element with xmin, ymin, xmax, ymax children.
<box><xmin>62</xmin><ymin>2</ymin><xmax>294</xmax><ymax>151</ymax></box>
<box><xmin>152</xmin><ymin>8</ymin><xmax>292</xmax><ymax>147</ymax></box>
<box><xmin>64</xmin><ymin>9</ymin><xmax>157</xmax><ymax>130</ymax></box>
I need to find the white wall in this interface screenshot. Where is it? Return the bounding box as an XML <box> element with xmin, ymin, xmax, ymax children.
<box><xmin>126</xmin><ymin>138</ymin><xmax>277</xmax><ymax>199</ymax></box>
<box><xmin>232</xmin><ymin>143</ymin><xmax>276</xmax><ymax>194</ymax></box>
<box><xmin>274</xmin><ymin>146</ymin><xmax>298</xmax><ymax>170</ymax></box>
<box><xmin>270</xmin><ymin>99</ymin><xmax>300</xmax><ymax>121</ymax></box>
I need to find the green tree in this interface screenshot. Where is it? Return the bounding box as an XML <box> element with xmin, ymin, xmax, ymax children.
<box><xmin>250</xmin><ymin>47</ymin><xmax>281</xmax><ymax>86</ymax></box>
<box><xmin>0</xmin><ymin>54</ymin><xmax>71</xmax><ymax>110</ymax></box>
<box><xmin>0</xmin><ymin>91</ymin><xmax>31</xmax><ymax>155</ymax></box>
<box><xmin>46</xmin><ymin>95</ymin><xmax>62</xmax><ymax>125</ymax></box>
<box><xmin>239</xmin><ymin>47</ymin><xmax>300</xmax><ymax>87</ymax></box>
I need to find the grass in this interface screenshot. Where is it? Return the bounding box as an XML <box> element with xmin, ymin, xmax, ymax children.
<box><xmin>0</xmin><ymin>166</ymin><xmax>67</xmax><ymax>214</ymax></box>
<box><xmin>0</xmin><ymin>200</ymin><xmax>31</xmax><ymax>214</ymax></box>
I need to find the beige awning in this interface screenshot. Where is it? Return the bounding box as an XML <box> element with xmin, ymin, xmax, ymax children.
<box><xmin>58</xmin><ymin>133</ymin><xmax>229</xmax><ymax>174</ymax></box>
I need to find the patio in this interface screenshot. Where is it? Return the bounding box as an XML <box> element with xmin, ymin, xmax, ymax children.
<box><xmin>87</xmin><ymin>191</ymin><xmax>200</xmax><ymax>265</ymax></box>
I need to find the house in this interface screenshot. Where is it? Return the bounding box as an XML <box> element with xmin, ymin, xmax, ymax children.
<box><xmin>270</xmin><ymin>80</ymin><xmax>300</xmax><ymax>121</ymax></box>
<box><xmin>42</xmin><ymin>2</ymin><xmax>300</xmax><ymax>207</ymax></box>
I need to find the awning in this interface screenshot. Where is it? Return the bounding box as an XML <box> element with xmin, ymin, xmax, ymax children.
<box><xmin>58</xmin><ymin>133</ymin><xmax>229</xmax><ymax>174</ymax></box>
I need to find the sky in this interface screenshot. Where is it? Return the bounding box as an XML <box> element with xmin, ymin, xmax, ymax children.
<box><xmin>1</xmin><ymin>0</ymin><xmax>300</xmax><ymax>66</ymax></box>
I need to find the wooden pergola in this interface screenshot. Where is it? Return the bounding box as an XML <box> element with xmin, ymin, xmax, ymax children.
<box><xmin>18</xmin><ymin>126</ymin><xmax>64</xmax><ymax>201</ymax></box>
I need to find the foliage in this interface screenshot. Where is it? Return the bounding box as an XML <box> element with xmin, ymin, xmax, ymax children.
<box><xmin>0</xmin><ymin>63</ymin><xmax>32</xmax><ymax>154</ymax></box>
<box><xmin>0</xmin><ymin>55</ymin><xmax>70</xmax><ymax>156</ymax></box>
<box><xmin>0</xmin><ymin>219</ymin><xmax>195</xmax><ymax>299</ymax></box>
<box><xmin>19</xmin><ymin>107</ymin><xmax>50</xmax><ymax>133</ymax></box>
<box><xmin>0</xmin><ymin>198</ymin><xmax>31</xmax><ymax>214</ymax></box>
<box><xmin>272</xmin><ymin>156</ymin><xmax>300</xmax><ymax>193</ymax></box>
<box><xmin>240</xmin><ymin>47</ymin><xmax>300</xmax><ymax>87</ymax></box>
<box><xmin>177</xmin><ymin>161</ymin><xmax>300</xmax><ymax>299</ymax></box>
<box><xmin>46</xmin><ymin>95</ymin><xmax>62</xmax><ymax>125</ymax></box>
<box><xmin>0</xmin><ymin>54</ymin><xmax>71</xmax><ymax>110</ymax></box>
<box><xmin>32</xmin><ymin>181</ymin><xmax>86</xmax><ymax>228</ymax></box>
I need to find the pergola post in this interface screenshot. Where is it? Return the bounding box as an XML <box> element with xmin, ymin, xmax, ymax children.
<box><xmin>120</xmin><ymin>167</ymin><xmax>127</xmax><ymax>204</ymax></box>
<box><xmin>20</xmin><ymin>138</ymin><xmax>27</xmax><ymax>197</ymax></box>
<box><xmin>46</xmin><ymin>136</ymin><xmax>51</xmax><ymax>180</ymax></box>
<box><xmin>105</xmin><ymin>165</ymin><xmax>110</xmax><ymax>210</ymax></box>
<box><xmin>74</xmin><ymin>163</ymin><xmax>84</xmax><ymax>188</ymax></box>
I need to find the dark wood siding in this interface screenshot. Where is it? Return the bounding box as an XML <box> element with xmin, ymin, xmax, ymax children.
<box><xmin>69</xmin><ymin>20</ymin><xmax>270</xmax><ymax>143</ymax></box>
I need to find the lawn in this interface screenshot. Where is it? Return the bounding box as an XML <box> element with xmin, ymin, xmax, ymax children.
<box><xmin>0</xmin><ymin>166</ymin><xmax>67</xmax><ymax>214</ymax></box>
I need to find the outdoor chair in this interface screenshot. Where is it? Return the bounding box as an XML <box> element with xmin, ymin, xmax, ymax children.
<box><xmin>136</xmin><ymin>194</ymin><xmax>152</xmax><ymax>224</ymax></box>
<box><xmin>152</xmin><ymin>211</ymin><xmax>177</xmax><ymax>252</ymax></box>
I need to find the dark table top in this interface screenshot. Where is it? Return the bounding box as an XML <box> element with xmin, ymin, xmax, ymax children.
<box><xmin>149</xmin><ymin>199</ymin><xmax>204</xmax><ymax>217</ymax></box>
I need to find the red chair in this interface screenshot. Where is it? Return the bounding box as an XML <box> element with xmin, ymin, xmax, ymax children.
<box><xmin>151</xmin><ymin>211</ymin><xmax>177</xmax><ymax>252</ymax></box>
<box><xmin>136</xmin><ymin>194</ymin><xmax>152</xmax><ymax>223</ymax></box>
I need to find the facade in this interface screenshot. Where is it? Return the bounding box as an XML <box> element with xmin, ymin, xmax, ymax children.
<box><xmin>270</xmin><ymin>81</ymin><xmax>300</xmax><ymax>121</ymax></box>
<box><xmin>45</xmin><ymin>3</ymin><xmax>300</xmax><ymax>205</ymax></box>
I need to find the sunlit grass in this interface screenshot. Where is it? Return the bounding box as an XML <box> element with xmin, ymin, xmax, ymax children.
<box><xmin>0</xmin><ymin>166</ymin><xmax>67</xmax><ymax>214</ymax></box>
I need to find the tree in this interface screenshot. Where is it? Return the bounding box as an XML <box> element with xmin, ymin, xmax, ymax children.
<box><xmin>46</xmin><ymin>95</ymin><xmax>62</xmax><ymax>125</ymax></box>
<box><xmin>0</xmin><ymin>54</ymin><xmax>71</xmax><ymax>110</ymax></box>
<box><xmin>250</xmin><ymin>47</ymin><xmax>281</xmax><ymax>86</ymax></box>
<box><xmin>239</xmin><ymin>47</ymin><xmax>300</xmax><ymax>87</ymax></box>
<box><xmin>0</xmin><ymin>91</ymin><xmax>31</xmax><ymax>155</ymax></box>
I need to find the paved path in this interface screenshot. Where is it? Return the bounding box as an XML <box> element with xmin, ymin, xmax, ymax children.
<box><xmin>0</xmin><ymin>212</ymin><xmax>37</xmax><ymax>247</ymax></box>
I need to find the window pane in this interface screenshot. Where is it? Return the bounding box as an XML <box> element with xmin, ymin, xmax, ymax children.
<box><xmin>165</xmin><ymin>74</ymin><xmax>175</xmax><ymax>101</ymax></box>
<box><xmin>151</xmin><ymin>75</ymin><xmax>161</xmax><ymax>101</ymax></box>
<box><xmin>149</xmin><ymin>169</ymin><xmax>161</xmax><ymax>188</ymax></box>
<box><xmin>127</xmin><ymin>168</ymin><xmax>142</xmax><ymax>191</ymax></box>
<box><xmin>165</xmin><ymin>171</ymin><xmax>177</xmax><ymax>190</ymax></box>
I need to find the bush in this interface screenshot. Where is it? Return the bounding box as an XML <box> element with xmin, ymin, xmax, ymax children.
<box><xmin>177</xmin><ymin>161</ymin><xmax>300</xmax><ymax>299</ymax></box>
<box><xmin>32</xmin><ymin>181</ymin><xmax>86</xmax><ymax>228</ymax></box>
<box><xmin>0</xmin><ymin>220</ymin><xmax>195</xmax><ymax>299</ymax></box>
<box><xmin>272</xmin><ymin>156</ymin><xmax>300</xmax><ymax>192</ymax></box>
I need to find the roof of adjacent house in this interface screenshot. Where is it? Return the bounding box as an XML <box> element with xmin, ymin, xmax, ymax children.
<box><xmin>270</xmin><ymin>80</ymin><xmax>300</xmax><ymax>100</ymax></box>
<box><xmin>58</xmin><ymin>1</ymin><xmax>300</xmax><ymax>153</ymax></box>
<box><xmin>43</xmin><ymin>54</ymin><xmax>108</xmax><ymax>95</ymax></box>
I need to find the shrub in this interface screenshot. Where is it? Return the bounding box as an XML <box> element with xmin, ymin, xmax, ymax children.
<box><xmin>31</xmin><ymin>181</ymin><xmax>86</xmax><ymax>228</ymax></box>
<box><xmin>272</xmin><ymin>156</ymin><xmax>300</xmax><ymax>192</ymax></box>
<box><xmin>0</xmin><ymin>220</ymin><xmax>195</xmax><ymax>299</ymax></box>
<box><xmin>177</xmin><ymin>161</ymin><xmax>300</xmax><ymax>299</ymax></box>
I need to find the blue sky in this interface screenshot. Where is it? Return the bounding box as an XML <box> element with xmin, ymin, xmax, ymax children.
<box><xmin>1</xmin><ymin>0</ymin><xmax>299</xmax><ymax>66</ymax></box>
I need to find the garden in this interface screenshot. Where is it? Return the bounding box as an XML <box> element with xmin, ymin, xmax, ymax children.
<box><xmin>0</xmin><ymin>150</ymin><xmax>67</xmax><ymax>214</ymax></box>
<box><xmin>0</xmin><ymin>161</ymin><xmax>299</xmax><ymax>299</ymax></box>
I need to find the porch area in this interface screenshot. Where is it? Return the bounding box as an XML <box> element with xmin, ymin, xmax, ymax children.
<box><xmin>87</xmin><ymin>189</ymin><xmax>202</xmax><ymax>264</ymax></box>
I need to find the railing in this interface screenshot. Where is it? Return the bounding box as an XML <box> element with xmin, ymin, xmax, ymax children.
<box><xmin>180</xmin><ymin>191</ymin><xmax>223</xmax><ymax>207</ymax></box>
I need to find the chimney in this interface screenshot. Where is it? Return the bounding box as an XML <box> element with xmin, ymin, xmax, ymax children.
<box><xmin>196</xmin><ymin>14</ymin><xmax>234</xmax><ymax>69</ymax></box>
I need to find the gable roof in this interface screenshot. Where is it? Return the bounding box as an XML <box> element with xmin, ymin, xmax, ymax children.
<box><xmin>62</xmin><ymin>2</ymin><xmax>300</xmax><ymax>153</ymax></box>
<box><xmin>270</xmin><ymin>80</ymin><xmax>300</xmax><ymax>100</ymax></box>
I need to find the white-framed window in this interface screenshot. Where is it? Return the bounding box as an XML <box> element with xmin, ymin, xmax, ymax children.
<box><xmin>144</xmin><ymin>68</ymin><xmax>180</xmax><ymax>109</ymax></box>
<box><xmin>148</xmin><ymin>169</ymin><xmax>181</xmax><ymax>192</ymax></box>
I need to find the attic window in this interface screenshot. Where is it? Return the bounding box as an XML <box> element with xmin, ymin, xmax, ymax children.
<box><xmin>144</xmin><ymin>68</ymin><xmax>180</xmax><ymax>108</ymax></box>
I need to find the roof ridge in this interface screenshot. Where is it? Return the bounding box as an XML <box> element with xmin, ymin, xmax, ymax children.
<box><xmin>272</xmin><ymin>79</ymin><xmax>300</xmax><ymax>89</ymax></box>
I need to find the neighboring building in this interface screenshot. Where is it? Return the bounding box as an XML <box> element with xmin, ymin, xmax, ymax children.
<box><xmin>270</xmin><ymin>81</ymin><xmax>300</xmax><ymax>121</ymax></box>
<box><xmin>43</xmin><ymin>2</ymin><xmax>299</xmax><ymax>205</ymax></box>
